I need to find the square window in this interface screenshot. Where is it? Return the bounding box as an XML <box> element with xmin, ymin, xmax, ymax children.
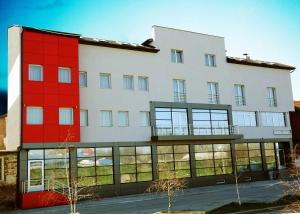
<box><xmin>27</xmin><ymin>107</ymin><xmax>43</xmax><ymax>124</ymax></box>
<box><xmin>140</xmin><ymin>111</ymin><xmax>150</xmax><ymax>126</ymax></box>
<box><xmin>79</xmin><ymin>71</ymin><xmax>87</xmax><ymax>88</ymax></box>
<box><xmin>29</xmin><ymin>65</ymin><xmax>43</xmax><ymax>81</ymax></box>
<box><xmin>100</xmin><ymin>73</ymin><xmax>111</xmax><ymax>89</ymax></box>
<box><xmin>138</xmin><ymin>76</ymin><xmax>148</xmax><ymax>91</ymax></box>
<box><xmin>58</xmin><ymin>67</ymin><xmax>71</xmax><ymax>83</ymax></box>
<box><xmin>59</xmin><ymin>108</ymin><xmax>73</xmax><ymax>125</ymax></box>
<box><xmin>118</xmin><ymin>111</ymin><xmax>129</xmax><ymax>127</ymax></box>
<box><xmin>171</xmin><ymin>49</ymin><xmax>183</xmax><ymax>63</ymax></box>
<box><xmin>100</xmin><ymin>111</ymin><xmax>112</xmax><ymax>127</ymax></box>
<box><xmin>80</xmin><ymin>110</ymin><xmax>88</xmax><ymax>126</ymax></box>
<box><xmin>205</xmin><ymin>54</ymin><xmax>216</xmax><ymax>67</ymax></box>
<box><xmin>123</xmin><ymin>75</ymin><xmax>134</xmax><ymax>90</ymax></box>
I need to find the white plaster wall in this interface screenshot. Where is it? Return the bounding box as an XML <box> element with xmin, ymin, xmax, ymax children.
<box><xmin>79</xmin><ymin>26</ymin><xmax>293</xmax><ymax>143</ymax></box>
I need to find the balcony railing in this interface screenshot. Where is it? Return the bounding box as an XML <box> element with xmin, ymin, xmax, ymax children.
<box><xmin>174</xmin><ymin>92</ymin><xmax>187</xmax><ymax>103</ymax></box>
<box><xmin>267</xmin><ymin>98</ymin><xmax>277</xmax><ymax>107</ymax></box>
<box><xmin>153</xmin><ymin>125</ymin><xmax>239</xmax><ymax>136</ymax></box>
<box><xmin>208</xmin><ymin>94</ymin><xmax>220</xmax><ymax>104</ymax></box>
<box><xmin>235</xmin><ymin>96</ymin><xmax>246</xmax><ymax>106</ymax></box>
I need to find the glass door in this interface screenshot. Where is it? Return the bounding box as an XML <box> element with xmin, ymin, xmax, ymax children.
<box><xmin>28</xmin><ymin>160</ymin><xmax>44</xmax><ymax>192</ymax></box>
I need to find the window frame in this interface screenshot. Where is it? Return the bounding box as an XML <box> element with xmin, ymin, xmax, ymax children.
<box><xmin>138</xmin><ymin>76</ymin><xmax>149</xmax><ymax>91</ymax></box>
<box><xmin>58</xmin><ymin>67</ymin><xmax>72</xmax><ymax>83</ymax></box>
<box><xmin>26</xmin><ymin>106</ymin><xmax>43</xmax><ymax>125</ymax></box>
<box><xmin>207</xmin><ymin>82</ymin><xmax>220</xmax><ymax>104</ymax></box>
<box><xmin>205</xmin><ymin>54</ymin><xmax>216</xmax><ymax>67</ymax></box>
<box><xmin>80</xmin><ymin>109</ymin><xmax>88</xmax><ymax>127</ymax></box>
<box><xmin>100</xmin><ymin>110</ymin><xmax>113</xmax><ymax>127</ymax></box>
<box><xmin>234</xmin><ymin>84</ymin><xmax>246</xmax><ymax>106</ymax></box>
<box><xmin>79</xmin><ymin>71</ymin><xmax>87</xmax><ymax>88</ymax></box>
<box><xmin>118</xmin><ymin>111</ymin><xmax>129</xmax><ymax>127</ymax></box>
<box><xmin>171</xmin><ymin>49</ymin><xmax>183</xmax><ymax>63</ymax></box>
<box><xmin>140</xmin><ymin>111</ymin><xmax>150</xmax><ymax>127</ymax></box>
<box><xmin>123</xmin><ymin>75</ymin><xmax>134</xmax><ymax>90</ymax></box>
<box><xmin>29</xmin><ymin>64</ymin><xmax>43</xmax><ymax>81</ymax></box>
<box><xmin>99</xmin><ymin>73</ymin><xmax>112</xmax><ymax>89</ymax></box>
<box><xmin>267</xmin><ymin>87</ymin><xmax>277</xmax><ymax>107</ymax></box>
<box><xmin>173</xmin><ymin>79</ymin><xmax>186</xmax><ymax>103</ymax></box>
<box><xmin>59</xmin><ymin>107</ymin><xmax>74</xmax><ymax>125</ymax></box>
<box><xmin>232</xmin><ymin>111</ymin><xmax>257</xmax><ymax>127</ymax></box>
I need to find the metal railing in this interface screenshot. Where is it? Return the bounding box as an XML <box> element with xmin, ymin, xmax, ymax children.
<box><xmin>21</xmin><ymin>179</ymin><xmax>69</xmax><ymax>195</ymax></box>
<box><xmin>267</xmin><ymin>98</ymin><xmax>277</xmax><ymax>107</ymax></box>
<box><xmin>235</xmin><ymin>96</ymin><xmax>246</xmax><ymax>106</ymax></box>
<box><xmin>153</xmin><ymin>125</ymin><xmax>239</xmax><ymax>136</ymax></box>
<box><xmin>208</xmin><ymin>94</ymin><xmax>220</xmax><ymax>104</ymax></box>
<box><xmin>174</xmin><ymin>92</ymin><xmax>187</xmax><ymax>103</ymax></box>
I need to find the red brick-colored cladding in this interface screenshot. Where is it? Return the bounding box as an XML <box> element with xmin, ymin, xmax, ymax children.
<box><xmin>22</xmin><ymin>30</ymin><xmax>80</xmax><ymax>143</ymax></box>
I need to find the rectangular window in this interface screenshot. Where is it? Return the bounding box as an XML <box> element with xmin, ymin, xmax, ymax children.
<box><xmin>123</xmin><ymin>75</ymin><xmax>134</xmax><ymax>90</ymax></box>
<box><xmin>155</xmin><ymin>108</ymin><xmax>188</xmax><ymax>135</ymax></box>
<box><xmin>195</xmin><ymin>144</ymin><xmax>232</xmax><ymax>176</ymax></box>
<box><xmin>264</xmin><ymin>143</ymin><xmax>277</xmax><ymax>170</ymax></box>
<box><xmin>138</xmin><ymin>76</ymin><xmax>149</xmax><ymax>91</ymax></box>
<box><xmin>80</xmin><ymin>110</ymin><xmax>88</xmax><ymax>127</ymax></box>
<box><xmin>171</xmin><ymin>49</ymin><xmax>183</xmax><ymax>63</ymax></box>
<box><xmin>58</xmin><ymin>67</ymin><xmax>71</xmax><ymax>83</ymax></box>
<box><xmin>79</xmin><ymin>71</ymin><xmax>87</xmax><ymax>88</ymax></box>
<box><xmin>235</xmin><ymin>143</ymin><xmax>262</xmax><ymax>172</ymax></box>
<box><xmin>207</xmin><ymin>82</ymin><xmax>219</xmax><ymax>104</ymax></box>
<box><xmin>140</xmin><ymin>111</ymin><xmax>150</xmax><ymax>126</ymax></box>
<box><xmin>100</xmin><ymin>73</ymin><xmax>111</xmax><ymax>89</ymax></box>
<box><xmin>120</xmin><ymin>146</ymin><xmax>152</xmax><ymax>183</ymax></box>
<box><xmin>261</xmin><ymin>112</ymin><xmax>285</xmax><ymax>127</ymax></box>
<box><xmin>27</xmin><ymin>107</ymin><xmax>43</xmax><ymax>124</ymax></box>
<box><xmin>232</xmin><ymin>111</ymin><xmax>257</xmax><ymax>127</ymax></box>
<box><xmin>267</xmin><ymin>87</ymin><xmax>277</xmax><ymax>107</ymax></box>
<box><xmin>77</xmin><ymin>147</ymin><xmax>114</xmax><ymax>186</ymax></box>
<box><xmin>29</xmin><ymin>64</ymin><xmax>43</xmax><ymax>81</ymax></box>
<box><xmin>0</xmin><ymin>157</ymin><xmax>4</xmax><ymax>181</ymax></box>
<box><xmin>118</xmin><ymin>111</ymin><xmax>129</xmax><ymax>127</ymax></box>
<box><xmin>173</xmin><ymin>79</ymin><xmax>186</xmax><ymax>103</ymax></box>
<box><xmin>205</xmin><ymin>54</ymin><xmax>216</xmax><ymax>67</ymax></box>
<box><xmin>100</xmin><ymin>110</ymin><xmax>112</xmax><ymax>127</ymax></box>
<box><xmin>59</xmin><ymin>108</ymin><xmax>73</xmax><ymax>125</ymax></box>
<box><xmin>192</xmin><ymin>109</ymin><xmax>229</xmax><ymax>135</ymax></box>
<box><xmin>157</xmin><ymin>145</ymin><xmax>190</xmax><ymax>179</ymax></box>
<box><xmin>234</xmin><ymin>84</ymin><xmax>246</xmax><ymax>106</ymax></box>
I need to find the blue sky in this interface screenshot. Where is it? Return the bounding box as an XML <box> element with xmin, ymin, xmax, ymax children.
<box><xmin>0</xmin><ymin>0</ymin><xmax>299</xmax><ymax>101</ymax></box>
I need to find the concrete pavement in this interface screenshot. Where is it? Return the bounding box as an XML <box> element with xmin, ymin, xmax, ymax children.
<box><xmin>3</xmin><ymin>180</ymin><xmax>287</xmax><ymax>214</ymax></box>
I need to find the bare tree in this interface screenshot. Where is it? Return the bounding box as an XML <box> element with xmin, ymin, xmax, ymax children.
<box><xmin>147</xmin><ymin>162</ymin><xmax>187</xmax><ymax>213</ymax></box>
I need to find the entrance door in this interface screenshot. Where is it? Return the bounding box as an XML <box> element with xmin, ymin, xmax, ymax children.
<box><xmin>28</xmin><ymin>160</ymin><xmax>44</xmax><ymax>192</ymax></box>
<box><xmin>278</xmin><ymin>149</ymin><xmax>286</xmax><ymax>169</ymax></box>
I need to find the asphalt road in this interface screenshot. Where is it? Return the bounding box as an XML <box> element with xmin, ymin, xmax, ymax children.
<box><xmin>3</xmin><ymin>180</ymin><xmax>286</xmax><ymax>214</ymax></box>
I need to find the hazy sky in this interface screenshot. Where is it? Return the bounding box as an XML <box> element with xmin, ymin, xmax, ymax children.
<box><xmin>0</xmin><ymin>0</ymin><xmax>299</xmax><ymax>99</ymax></box>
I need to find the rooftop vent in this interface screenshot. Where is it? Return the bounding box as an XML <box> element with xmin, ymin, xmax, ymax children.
<box><xmin>243</xmin><ymin>53</ymin><xmax>250</xmax><ymax>60</ymax></box>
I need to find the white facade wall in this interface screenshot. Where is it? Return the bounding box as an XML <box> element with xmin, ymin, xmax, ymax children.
<box><xmin>79</xmin><ymin>26</ymin><xmax>294</xmax><ymax>143</ymax></box>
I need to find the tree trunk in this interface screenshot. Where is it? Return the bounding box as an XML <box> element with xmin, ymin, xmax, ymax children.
<box><xmin>235</xmin><ymin>166</ymin><xmax>241</xmax><ymax>206</ymax></box>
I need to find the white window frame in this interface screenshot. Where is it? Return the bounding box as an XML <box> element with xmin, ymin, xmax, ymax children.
<box><xmin>140</xmin><ymin>111</ymin><xmax>150</xmax><ymax>127</ymax></box>
<box><xmin>80</xmin><ymin>109</ymin><xmax>88</xmax><ymax>127</ymax></box>
<box><xmin>118</xmin><ymin>111</ymin><xmax>129</xmax><ymax>127</ymax></box>
<box><xmin>79</xmin><ymin>71</ymin><xmax>87</xmax><ymax>88</ymax></box>
<box><xmin>58</xmin><ymin>67</ymin><xmax>71</xmax><ymax>83</ymax></box>
<box><xmin>29</xmin><ymin>64</ymin><xmax>43</xmax><ymax>81</ymax></box>
<box><xmin>100</xmin><ymin>110</ymin><xmax>113</xmax><ymax>127</ymax></box>
<box><xmin>27</xmin><ymin>107</ymin><xmax>43</xmax><ymax>125</ymax></box>
<box><xmin>100</xmin><ymin>73</ymin><xmax>111</xmax><ymax>89</ymax></box>
<box><xmin>59</xmin><ymin>108</ymin><xmax>74</xmax><ymax>125</ymax></box>
<box><xmin>234</xmin><ymin>84</ymin><xmax>246</xmax><ymax>106</ymax></box>
<box><xmin>232</xmin><ymin>111</ymin><xmax>257</xmax><ymax>127</ymax></box>
<box><xmin>207</xmin><ymin>82</ymin><xmax>220</xmax><ymax>104</ymax></box>
<box><xmin>205</xmin><ymin>54</ymin><xmax>216</xmax><ymax>67</ymax></box>
<box><xmin>173</xmin><ymin>79</ymin><xmax>186</xmax><ymax>103</ymax></box>
<box><xmin>123</xmin><ymin>75</ymin><xmax>134</xmax><ymax>90</ymax></box>
<box><xmin>171</xmin><ymin>49</ymin><xmax>183</xmax><ymax>63</ymax></box>
<box><xmin>267</xmin><ymin>87</ymin><xmax>277</xmax><ymax>107</ymax></box>
<box><xmin>138</xmin><ymin>76</ymin><xmax>149</xmax><ymax>91</ymax></box>
<box><xmin>0</xmin><ymin>157</ymin><xmax>4</xmax><ymax>181</ymax></box>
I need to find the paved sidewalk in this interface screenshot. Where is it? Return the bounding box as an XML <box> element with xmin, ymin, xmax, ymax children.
<box><xmin>3</xmin><ymin>180</ymin><xmax>286</xmax><ymax>214</ymax></box>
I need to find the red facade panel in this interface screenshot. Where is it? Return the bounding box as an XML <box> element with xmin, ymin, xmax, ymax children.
<box><xmin>22</xmin><ymin>30</ymin><xmax>80</xmax><ymax>143</ymax></box>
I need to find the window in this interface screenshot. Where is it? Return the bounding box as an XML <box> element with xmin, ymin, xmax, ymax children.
<box><xmin>192</xmin><ymin>109</ymin><xmax>229</xmax><ymax>135</ymax></box>
<box><xmin>155</xmin><ymin>108</ymin><xmax>188</xmax><ymax>135</ymax></box>
<box><xmin>234</xmin><ymin>84</ymin><xmax>246</xmax><ymax>106</ymax></box>
<box><xmin>59</xmin><ymin>108</ymin><xmax>73</xmax><ymax>125</ymax></box>
<box><xmin>267</xmin><ymin>87</ymin><xmax>277</xmax><ymax>107</ymax></box>
<box><xmin>100</xmin><ymin>73</ymin><xmax>111</xmax><ymax>89</ymax></box>
<box><xmin>140</xmin><ymin>111</ymin><xmax>150</xmax><ymax>126</ymax></box>
<box><xmin>29</xmin><ymin>64</ymin><xmax>43</xmax><ymax>81</ymax></box>
<box><xmin>138</xmin><ymin>76</ymin><xmax>149</xmax><ymax>91</ymax></box>
<box><xmin>261</xmin><ymin>112</ymin><xmax>285</xmax><ymax>127</ymax></box>
<box><xmin>205</xmin><ymin>54</ymin><xmax>216</xmax><ymax>67</ymax></box>
<box><xmin>232</xmin><ymin>111</ymin><xmax>257</xmax><ymax>127</ymax></box>
<box><xmin>264</xmin><ymin>143</ymin><xmax>277</xmax><ymax>170</ymax></box>
<box><xmin>118</xmin><ymin>111</ymin><xmax>129</xmax><ymax>127</ymax></box>
<box><xmin>171</xmin><ymin>49</ymin><xmax>183</xmax><ymax>63</ymax></box>
<box><xmin>79</xmin><ymin>71</ymin><xmax>87</xmax><ymax>88</ymax></box>
<box><xmin>27</xmin><ymin>107</ymin><xmax>43</xmax><ymax>124</ymax></box>
<box><xmin>58</xmin><ymin>67</ymin><xmax>71</xmax><ymax>83</ymax></box>
<box><xmin>235</xmin><ymin>143</ymin><xmax>262</xmax><ymax>172</ymax></box>
<box><xmin>120</xmin><ymin>146</ymin><xmax>152</xmax><ymax>183</ymax></box>
<box><xmin>157</xmin><ymin>145</ymin><xmax>190</xmax><ymax>179</ymax></box>
<box><xmin>173</xmin><ymin>79</ymin><xmax>186</xmax><ymax>103</ymax></box>
<box><xmin>80</xmin><ymin>110</ymin><xmax>88</xmax><ymax>127</ymax></box>
<box><xmin>100</xmin><ymin>110</ymin><xmax>112</xmax><ymax>127</ymax></box>
<box><xmin>195</xmin><ymin>144</ymin><xmax>232</xmax><ymax>176</ymax></box>
<box><xmin>207</xmin><ymin>82</ymin><xmax>219</xmax><ymax>104</ymax></box>
<box><xmin>0</xmin><ymin>157</ymin><xmax>4</xmax><ymax>181</ymax></box>
<box><xmin>123</xmin><ymin>75</ymin><xmax>134</xmax><ymax>90</ymax></box>
<box><xmin>77</xmin><ymin>147</ymin><xmax>114</xmax><ymax>186</ymax></box>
